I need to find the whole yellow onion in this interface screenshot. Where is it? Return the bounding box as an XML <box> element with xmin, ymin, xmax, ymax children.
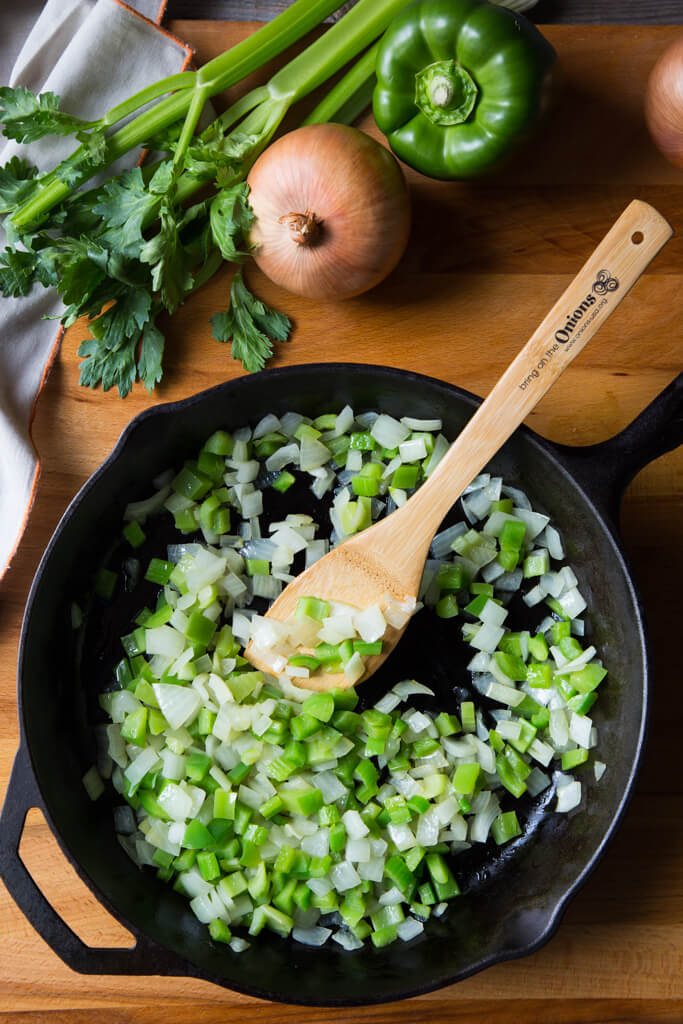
<box><xmin>246</xmin><ymin>123</ymin><xmax>411</xmax><ymax>300</ymax></box>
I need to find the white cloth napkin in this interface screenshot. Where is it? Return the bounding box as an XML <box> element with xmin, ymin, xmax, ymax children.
<box><xmin>0</xmin><ymin>0</ymin><xmax>192</xmax><ymax>583</ymax></box>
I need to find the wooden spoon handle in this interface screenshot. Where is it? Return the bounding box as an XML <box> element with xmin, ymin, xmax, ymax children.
<box><xmin>396</xmin><ymin>200</ymin><xmax>672</xmax><ymax>549</ymax></box>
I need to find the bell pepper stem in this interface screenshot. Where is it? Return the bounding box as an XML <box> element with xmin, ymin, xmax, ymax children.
<box><xmin>415</xmin><ymin>59</ymin><xmax>478</xmax><ymax>126</ymax></box>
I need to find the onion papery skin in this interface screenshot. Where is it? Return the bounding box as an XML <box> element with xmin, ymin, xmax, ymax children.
<box><xmin>645</xmin><ymin>34</ymin><xmax>683</xmax><ymax>170</ymax></box>
<box><xmin>246</xmin><ymin>123</ymin><xmax>411</xmax><ymax>300</ymax></box>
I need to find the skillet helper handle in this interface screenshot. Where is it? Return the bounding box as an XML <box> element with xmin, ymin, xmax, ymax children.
<box><xmin>555</xmin><ymin>371</ymin><xmax>683</xmax><ymax>524</ymax></box>
<box><xmin>0</xmin><ymin>744</ymin><xmax>183</xmax><ymax>976</ymax></box>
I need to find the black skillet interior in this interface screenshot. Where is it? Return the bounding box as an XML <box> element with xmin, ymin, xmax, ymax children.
<box><xmin>16</xmin><ymin>364</ymin><xmax>648</xmax><ymax>1004</ymax></box>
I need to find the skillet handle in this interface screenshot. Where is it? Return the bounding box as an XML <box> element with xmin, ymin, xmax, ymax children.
<box><xmin>551</xmin><ymin>372</ymin><xmax>683</xmax><ymax>525</ymax></box>
<box><xmin>0</xmin><ymin>744</ymin><xmax>189</xmax><ymax>976</ymax></box>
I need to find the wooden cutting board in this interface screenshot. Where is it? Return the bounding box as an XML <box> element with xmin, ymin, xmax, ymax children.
<box><xmin>1</xmin><ymin>20</ymin><xmax>682</xmax><ymax>1024</ymax></box>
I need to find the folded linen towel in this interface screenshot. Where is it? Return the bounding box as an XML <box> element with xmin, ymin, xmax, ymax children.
<box><xmin>0</xmin><ymin>0</ymin><xmax>192</xmax><ymax>583</ymax></box>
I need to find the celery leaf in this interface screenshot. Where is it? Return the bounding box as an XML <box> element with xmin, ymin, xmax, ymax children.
<box><xmin>137</xmin><ymin>320</ymin><xmax>165</xmax><ymax>394</ymax></box>
<box><xmin>0</xmin><ymin>86</ymin><xmax>99</xmax><ymax>143</ymax></box>
<box><xmin>93</xmin><ymin>168</ymin><xmax>160</xmax><ymax>256</ymax></box>
<box><xmin>0</xmin><ymin>156</ymin><xmax>39</xmax><ymax>213</ymax></box>
<box><xmin>211</xmin><ymin>268</ymin><xmax>290</xmax><ymax>373</ymax></box>
<box><xmin>140</xmin><ymin>202</ymin><xmax>192</xmax><ymax>315</ymax></box>
<box><xmin>78</xmin><ymin>287</ymin><xmax>152</xmax><ymax>397</ymax></box>
<box><xmin>0</xmin><ymin>247</ymin><xmax>39</xmax><ymax>297</ymax></box>
<box><xmin>209</xmin><ymin>183</ymin><xmax>254</xmax><ymax>263</ymax></box>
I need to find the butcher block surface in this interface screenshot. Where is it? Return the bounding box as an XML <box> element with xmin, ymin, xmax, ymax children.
<box><xmin>0</xmin><ymin>20</ymin><xmax>681</xmax><ymax>1024</ymax></box>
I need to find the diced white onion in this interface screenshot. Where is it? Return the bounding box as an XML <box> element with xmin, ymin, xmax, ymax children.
<box><xmin>398</xmin><ymin>917</ymin><xmax>424</xmax><ymax>942</ymax></box>
<box><xmin>152</xmin><ymin>683</ymin><xmax>201</xmax><ymax>730</ymax></box>
<box><xmin>482</xmin><ymin>510</ymin><xmax>518</xmax><ymax>537</ymax></box>
<box><xmin>253</xmin><ymin>413</ymin><xmax>281</xmax><ymax>438</ymax></box>
<box><xmin>542</xmin><ymin>524</ymin><xmax>565</xmax><ymax>560</ymax></box>
<box><xmin>240</xmin><ymin>490</ymin><xmax>263</xmax><ymax>519</ymax></box>
<box><xmin>314</xmin><ymin>771</ymin><xmax>348</xmax><ymax>804</ymax></box>
<box><xmin>423</xmin><ymin>434</ymin><xmax>449</xmax><ymax>476</ymax></box>
<box><xmin>496</xmin><ymin>720</ymin><xmax>522</xmax><ymax>741</ymax></box>
<box><xmin>301</xmin><ymin>830</ymin><xmax>330</xmax><ymax>858</ymax></box>
<box><xmin>387</xmin><ymin>823</ymin><xmax>416</xmax><ymax>851</ymax></box>
<box><xmin>358</xmin><ymin>857</ymin><xmax>384</xmax><ymax>882</ymax></box>
<box><xmin>353</xmin><ymin>604</ymin><xmax>386</xmax><ymax>643</ymax></box>
<box><xmin>346</xmin><ymin>838</ymin><xmax>371</xmax><ymax>862</ymax></box>
<box><xmin>486</xmin><ymin>681</ymin><xmax>525</xmax><ymax>707</ymax></box>
<box><xmin>124</xmin><ymin>746</ymin><xmax>160</xmax><ymax>794</ymax></box>
<box><xmin>252</xmin><ymin>575</ymin><xmax>282</xmax><ymax>600</ymax></box>
<box><xmin>145</xmin><ymin>625</ymin><xmax>185</xmax><ymax>659</ymax></box>
<box><xmin>333</xmin><ymin>929</ymin><xmax>364</xmax><ymax>950</ymax></box>
<box><xmin>399</xmin><ymin>437</ymin><xmax>428</xmax><ymax>462</ymax></box>
<box><xmin>556</xmin><ymin>779</ymin><xmax>582</xmax><ymax>812</ymax></box>
<box><xmin>481</xmin><ymin>559</ymin><xmax>505</xmax><ymax>583</ymax></box>
<box><xmin>299</xmin><ymin>435</ymin><xmax>332</xmax><ymax>472</ymax></box>
<box><xmin>479</xmin><ymin>599</ymin><xmax>508</xmax><ymax>627</ymax></box>
<box><xmin>393</xmin><ymin>680</ymin><xmax>435</xmax><ymax>700</ymax></box>
<box><xmin>318</xmin><ymin>614</ymin><xmax>356</xmax><ymax>644</ymax></box>
<box><xmin>569</xmin><ymin>712</ymin><xmax>592</xmax><ymax>748</ymax></box>
<box><xmin>430</xmin><ymin>522</ymin><xmax>467</xmax><ymax>559</ymax></box>
<box><xmin>470</xmin><ymin>793</ymin><xmax>501</xmax><ymax>843</ymax></box>
<box><xmin>416</xmin><ymin>808</ymin><xmax>440</xmax><ymax>847</ymax></box>
<box><xmin>526</xmin><ymin>767</ymin><xmax>551</xmax><ymax>795</ymax></box>
<box><xmin>370</xmin><ymin>413</ymin><xmax>411</xmax><ymax>448</ymax></box>
<box><xmin>401</xmin><ymin>416</ymin><xmax>442</xmax><ymax>431</ymax></box>
<box><xmin>522</xmin><ymin>584</ymin><xmax>545</xmax><ymax>607</ymax></box>
<box><xmin>279</xmin><ymin>412</ymin><xmax>304</xmax><ymax>437</ymax></box>
<box><xmin>265</xmin><ymin>443</ymin><xmax>300</xmax><ymax>473</ymax></box>
<box><xmin>343</xmin><ymin>810</ymin><xmax>369</xmax><ymax>839</ymax></box>
<box><xmin>540</xmin><ymin>571</ymin><xmax>564</xmax><ymax>598</ymax></box>
<box><xmin>495</xmin><ymin>568</ymin><xmax>524</xmax><ymax>592</ymax></box>
<box><xmin>511</xmin><ymin>507</ymin><xmax>549</xmax><ymax>539</ymax></box>
<box><xmin>470</xmin><ymin>736</ymin><xmax>496</xmax><ymax>774</ymax></box>
<box><xmin>113</xmin><ymin>804</ymin><xmax>137</xmax><ymax>835</ymax></box>
<box><xmin>462</xmin><ymin>489</ymin><xmax>491</xmax><ymax>523</ymax></box>
<box><xmin>160</xmin><ymin>748</ymin><xmax>186</xmax><ymax>781</ymax></box>
<box><xmin>549</xmin><ymin>708</ymin><xmax>569</xmax><ymax>748</ymax></box>
<box><xmin>334</xmin><ymin>404</ymin><xmax>355</xmax><ymax>436</ymax></box>
<box><xmin>124</xmin><ymin>485</ymin><xmax>171</xmax><ymax>523</ymax></box>
<box><xmin>528</xmin><ymin>738</ymin><xmax>554</xmax><ymax>767</ymax></box>
<box><xmin>231</xmin><ymin>612</ymin><xmax>253</xmax><ymax>643</ymax></box>
<box><xmin>293</xmin><ymin>926</ymin><xmax>332</xmax><ymax>946</ymax></box>
<box><xmin>558</xmin><ymin>587</ymin><xmax>587</xmax><ymax>619</ymax></box>
<box><xmin>471</xmin><ymin>622</ymin><xmax>506</xmax><ymax>653</ymax></box>
<box><xmin>330</xmin><ymin>861</ymin><xmax>361</xmax><ymax>892</ymax></box>
<box><xmin>374</xmin><ymin>691</ymin><xmax>401</xmax><ymax>714</ymax></box>
<box><xmin>82</xmin><ymin>766</ymin><xmax>104</xmax><ymax>801</ymax></box>
<box><xmin>157</xmin><ymin>781</ymin><xmax>193</xmax><ymax>822</ymax></box>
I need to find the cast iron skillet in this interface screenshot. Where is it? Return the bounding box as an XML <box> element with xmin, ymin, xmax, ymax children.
<box><xmin>1</xmin><ymin>364</ymin><xmax>681</xmax><ymax>1006</ymax></box>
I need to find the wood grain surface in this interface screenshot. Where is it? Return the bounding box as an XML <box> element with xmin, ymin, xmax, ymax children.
<box><xmin>1</xmin><ymin>19</ymin><xmax>682</xmax><ymax>1024</ymax></box>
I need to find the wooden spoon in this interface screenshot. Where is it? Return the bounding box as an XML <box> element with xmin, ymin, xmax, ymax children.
<box><xmin>245</xmin><ymin>200</ymin><xmax>672</xmax><ymax>691</ymax></box>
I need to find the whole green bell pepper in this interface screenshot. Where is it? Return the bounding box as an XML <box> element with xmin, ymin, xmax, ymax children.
<box><xmin>373</xmin><ymin>0</ymin><xmax>555</xmax><ymax>180</ymax></box>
